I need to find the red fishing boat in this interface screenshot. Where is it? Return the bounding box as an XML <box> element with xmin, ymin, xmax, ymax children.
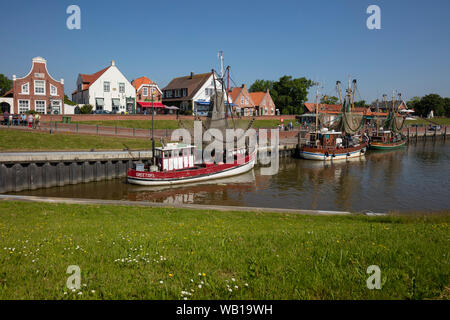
<box><xmin>127</xmin><ymin>143</ymin><xmax>256</xmax><ymax>186</ymax></box>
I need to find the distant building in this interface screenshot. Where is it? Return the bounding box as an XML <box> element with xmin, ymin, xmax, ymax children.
<box><xmin>72</xmin><ymin>60</ymin><xmax>136</xmax><ymax>113</ymax></box>
<box><xmin>131</xmin><ymin>76</ymin><xmax>163</xmax><ymax>114</ymax></box>
<box><xmin>228</xmin><ymin>84</ymin><xmax>256</xmax><ymax>116</ymax></box>
<box><xmin>2</xmin><ymin>56</ymin><xmax>65</xmax><ymax>114</ymax></box>
<box><xmin>249</xmin><ymin>89</ymin><xmax>276</xmax><ymax>116</ymax></box>
<box><xmin>162</xmin><ymin>72</ymin><xmax>228</xmax><ymax>115</ymax></box>
<box><xmin>371</xmin><ymin>100</ymin><xmax>407</xmax><ymax>112</ymax></box>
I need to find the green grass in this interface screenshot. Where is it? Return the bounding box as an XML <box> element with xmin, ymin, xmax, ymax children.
<box><xmin>72</xmin><ymin>119</ymin><xmax>298</xmax><ymax>130</ymax></box>
<box><xmin>405</xmin><ymin>117</ymin><xmax>450</xmax><ymax>126</ymax></box>
<box><xmin>0</xmin><ymin>129</ymin><xmax>156</xmax><ymax>151</ymax></box>
<box><xmin>73</xmin><ymin>120</ymin><xmax>186</xmax><ymax>130</ymax></box>
<box><xmin>0</xmin><ymin>201</ymin><xmax>448</xmax><ymax>300</ymax></box>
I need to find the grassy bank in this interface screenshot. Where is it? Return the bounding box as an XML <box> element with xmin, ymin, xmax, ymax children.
<box><xmin>0</xmin><ymin>129</ymin><xmax>156</xmax><ymax>151</ymax></box>
<box><xmin>0</xmin><ymin>201</ymin><xmax>448</xmax><ymax>300</ymax></box>
<box><xmin>72</xmin><ymin>119</ymin><xmax>298</xmax><ymax>129</ymax></box>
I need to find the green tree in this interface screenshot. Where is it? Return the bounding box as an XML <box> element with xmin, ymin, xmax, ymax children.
<box><xmin>64</xmin><ymin>95</ymin><xmax>77</xmax><ymax>106</ymax></box>
<box><xmin>353</xmin><ymin>100</ymin><xmax>368</xmax><ymax>108</ymax></box>
<box><xmin>0</xmin><ymin>74</ymin><xmax>12</xmax><ymax>96</ymax></box>
<box><xmin>249</xmin><ymin>76</ymin><xmax>313</xmax><ymax>115</ymax></box>
<box><xmin>80</xmin><ymin>104</ymin><xmax>93</xmax><ymax>114</ymax></box>
<box><xmin>416</xmin><ymin>94</ymin><xmax>445</xmax><ymax>117</ymax></box>
<box><xmin>320</xmin><ymin>96</ymin><xmax>339</xmax><ymax>105</ymax></box>
<box><xmin>443</xmin><ymin>97</ymin><xmax>450</xmax><ymax>117</ymax></box>
<box><xmin>249</xmin><ymin>80</ymin><xmax>274</xmax><ymax>93</ymax></box>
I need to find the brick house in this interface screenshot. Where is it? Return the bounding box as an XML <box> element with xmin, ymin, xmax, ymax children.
<box><xmin>249</xmin><ymin>89</ymin><xmax>276</xmax><ymax>116</ymax></box>
<box><xmin>228</xmin><ymin>84</ymin><xmax>256</xmax><ymax>116</ymax></box>
<box><xmin>131</xmin><ymin>76</ymin><xmax>163</xmax><ymax>114</ymax></box>
<box><xmin>6</xmin><ymin>57</ymin><xmax>65</xmax><ymax>115</ymax></box>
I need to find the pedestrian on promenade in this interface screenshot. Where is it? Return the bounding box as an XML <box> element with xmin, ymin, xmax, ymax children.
<box><xmin>34</xmin><ymin>113</ymin><xmax>41</xmax><ymax>129</ymax></box>
<box><xmin>27</xmin><ymin>113</ymin><xmax>34</xmax><ymax>128</ymax></box>
<box><xmin>3</xmin><ymin>110</ymin><xmax>9</xmax><ymax>125</ymax></box>
<box><xmin>8</xmin><ymin>113</ymin><xmax>12</xmax><ymax>126</ymax></box>
<box><xmin>13</xmin><ymin>113</ymin><xmax>20</xmax><ymax>125</ymax></box>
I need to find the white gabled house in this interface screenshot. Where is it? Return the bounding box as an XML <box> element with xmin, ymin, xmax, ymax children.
<box><xmin>72</xmin><ymin>60</ymin><xmax>136</xmax><ymax>113</ymax></box>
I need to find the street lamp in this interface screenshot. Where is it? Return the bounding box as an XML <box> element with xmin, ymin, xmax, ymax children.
<box><xmin>151</xmin><ymin>90</ymin><xmax>155</xmax><ymax>166</ymax></box>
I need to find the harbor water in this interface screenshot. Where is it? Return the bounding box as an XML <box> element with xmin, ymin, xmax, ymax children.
<box><xmin>11</xmin><ymin>140</ymin><xmax>450</xmax><ymax>213</ymax></box>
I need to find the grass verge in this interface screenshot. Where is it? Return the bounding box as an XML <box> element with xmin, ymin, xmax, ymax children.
<box><xmin>0</xmin><ymin>201</ymin><xmax>448</xmax><ymax>300</ymax></box>
<box><xmin>0</xmin><ymin>129</ymin><xmax>156</xmax><ymax>151</ymax></box>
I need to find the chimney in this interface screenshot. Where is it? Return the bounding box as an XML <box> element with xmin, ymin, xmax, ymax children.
<box><xmin>241</xmin><ymin>84</ymin><xmax>246</xmax><ymax>89</ymax></box>
<box><xmin>190</xmin><ymin>72</ymin><xmax>194</xmax><ymax>79</ymax></box>
<box><xmin>111</xmin><ymin>60</ymin><xmax>115</xmax><ymax>66</ymax></box>
<box><xmin>61</xmin><ymin>78</ymin><xmax>64</xmax><ymax>85</ymax></box>
<box><xmin>12</xmin><ymin>75</ymin><xmax>16</xmax><ymax>81</ymax></box>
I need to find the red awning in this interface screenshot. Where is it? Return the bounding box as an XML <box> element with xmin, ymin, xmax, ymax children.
<box><xmin>138</xmin><ymin>101</ymin><xmax>166</xmax><ymax>108</ymax></box>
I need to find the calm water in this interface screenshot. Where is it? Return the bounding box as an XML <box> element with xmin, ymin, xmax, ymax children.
<box><xmin>13</xmin><ymin>140</ymin><xmax>450</xmax><ymax>212</ymax></box>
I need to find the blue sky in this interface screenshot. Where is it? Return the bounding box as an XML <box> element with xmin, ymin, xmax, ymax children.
<box><xmin>0</xmin><ymin>0</ymin><xmax>449</xmax><ymax>103</ymax></box>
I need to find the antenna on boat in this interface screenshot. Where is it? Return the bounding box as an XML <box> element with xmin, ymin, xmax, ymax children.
<box><xmin>315</xmin><ymin>82</ymin><xmax>320</xmax><ymax>140</ymax></box>
<box><xmin>336</xmin><ymin>81</ymin><xmax>343</xmax><ymax>105</ymax></box>
<box><xmin>218</xmin><ymin>50</ymin><xmax>224</xmax><ymax>79</ymax></box>
<box><xmin>351</xmin><ymin>79</ymin><xmax>357</xmax><ymax>111</ymax></box>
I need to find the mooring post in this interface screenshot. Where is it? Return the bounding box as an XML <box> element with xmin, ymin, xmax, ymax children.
<box><xmin>76</xmin><ymin>123</ymin><xmax>79</xmax><ymax>133</ymax></box>
<box><xmin>96</xmin><ymin>125</ymin><xmax>99</xmax><ymax>135</ymax></box>
<box><xmin>445</xmin><ymin>126</ymin><xmax>447</xmax><ymax>141</ymax></box>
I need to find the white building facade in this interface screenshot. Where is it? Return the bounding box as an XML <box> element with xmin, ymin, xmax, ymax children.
<box><xmin>72</xmin><ymin>61</ymin><xmax>136</xmax><ymax>113</ymax></box>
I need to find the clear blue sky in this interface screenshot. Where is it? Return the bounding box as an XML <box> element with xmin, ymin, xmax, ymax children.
<box><xmin>1</xmin><ymin>0</ymin><xmax>449</xmax><ymax>103</ymax></box>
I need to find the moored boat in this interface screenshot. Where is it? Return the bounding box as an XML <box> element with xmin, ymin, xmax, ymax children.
<box><xmin>127</xmin><ymin>143</ymin><xmax>256</xmax><ymax>186</ymax></box>
<box><xmin>369</xmin><ymin>92</ymin><xmax>407</xmax><ymax>150</ymax></box>
<box><xmin>299</xmin><ymin>79</ymin><xmax>368</xmax><ymax>161</ymax></box>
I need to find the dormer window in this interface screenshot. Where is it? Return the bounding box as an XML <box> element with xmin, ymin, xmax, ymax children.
<box><xmin>50</xmin><ymin>84</ymin><xmax>57</xmax><ymax>96</ymax></box>
<box><xmin>143</xmin><ymin>87</ymin><xmax>148</xmax><ymax>96</ymax></box>
<box><xmin>34</xmin><ymin>80</ymin><xmax>45</xmax><ymax>95</ymax></box>
<box><xmin>21</xmin><ymin>83</ymin><xmax>29</xmax><ymax>94</ymax></box>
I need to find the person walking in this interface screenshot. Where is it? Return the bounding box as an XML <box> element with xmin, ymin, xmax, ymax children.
<box><xmin>13</xmin><ymin>113</ymin><xmax>19</xmax><ymax>126</ymax></box>
<box><xmin>20</xmin><ymin>113</ymin><xmax>26</xmax><ymax>126</ymax></box>
<box><xmin>34</xmin><ymin>113</ymin><xmax>41</xmax><ymax>129</ymax></box>
<box><xmin>2</xmin><ymin>110</ymin><xmax>9</xmax><ymax>125</ymax></box>
<box><xmin>27</xmin><ymin>113</ymin><xmax>34</xmax><ymax>128</ymax></box>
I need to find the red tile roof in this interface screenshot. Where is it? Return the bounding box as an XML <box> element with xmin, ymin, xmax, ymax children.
<box><xmin>78</xmin><ymin>66</ymin><xmax>111</xmax><ymax>91</ymax></box>
<box><xmin>228</xmin><ymin>87</ymin><xmax>242</xmax><ymax>102</ymax></box>
<box><xmin>249</xmin><ymin>92</ymin><xmax>266</xmax><ymax>106</ymax></box>
<box><xmin>132</xmin><ymin>76</ymin><xmax>155</xmax><ymax>90</ymax></box>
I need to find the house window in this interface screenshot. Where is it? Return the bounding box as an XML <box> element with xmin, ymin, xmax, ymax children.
<box><xmin>34</xmin><ymin>80</ymin><xmax>45</xmax><ymax>95</ymax></box>
<box><xmin>143</xmin><ymin>87</ymin><xmax>148</xmax><ymax>96</ymax></box>
<box><xmin>21</xmin><ymin>83</ymin><xmax>29</xmax><ymax>94</ymax></box>
<box><xmin>240</xmin><ymin>97</ymin><xmax>244</xmax><ymax>105</ymax></box>
<box><xmin>119</xmin><ymin>83</ymin><xmax>125</xmax><ymax>93</ymax></box>
<box><xmin>205</xmin><ymin>88</ymin><xmax>209</xmax><ymax>96</ymax></box>
<box><xmin>78</xmin><ymin>83</ymin><xmax>82</xmax><ymax>92</ymax></box>
<box><xmin>182</xmin><ymin>88</ymin><xmax>187</xmax><ymax>97</ymax></box>
<box><xmin>175</xmin><ymin>89</ymin><xmax>181</xmax><ymax>97</ymax></box>
<box><xmin>50</xmin><ymin>84</ymin><xmax>57</xmax><ymax>96</ymax></box>
<box><xmin>165</xmin><ymin>90</ymin><xmax>173</xmax><ymax>98</ymax></box>
<box><xmin>104</xmin><ymin>81</ymin><xmax>110</xmax><ymax>92</ymax></box>
<box><xmin>51</xmin><ymin>100</ymin><xmax>62</xmax><ymax>114</ymax></box>
<box><xmin>245</xmin><ymin>98</ymin><xmax>249</xmax><ymax>105</ymax></box>
<box><xmin>18</xmin><ymin>100</ymin><xmax>30</xmax><ymax>113</ymax></box>
<box><xmin>35</xmin><ymin>100</ymin><xmax>46</xmax><ymax>113</ymax></box>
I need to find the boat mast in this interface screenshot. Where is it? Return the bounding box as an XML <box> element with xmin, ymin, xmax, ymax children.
<box><xmin>351</xmin><ymin>79</ymin><xmax>357</xmax><ymax>111</ymax></box>
<box><xmin>315</xmin><ymin>83</ymin><xmax>320</xmax><ymax>140</ymax></box>
<box><xmin>336</xmin><ymin>81</ymin><xmax>343</xmax><ymax>105</ymax></box>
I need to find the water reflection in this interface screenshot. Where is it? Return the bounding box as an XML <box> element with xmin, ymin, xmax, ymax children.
<box><xmin>12</xmin><ymin>140</ymin><xmax>450</xmax><ymax>212</ymax></box>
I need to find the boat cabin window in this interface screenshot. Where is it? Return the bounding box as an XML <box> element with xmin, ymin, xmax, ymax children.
<box><xmin>156</xmin><ymin>145</ymin><xmax>195</xmax><ymax>172</ymax></box>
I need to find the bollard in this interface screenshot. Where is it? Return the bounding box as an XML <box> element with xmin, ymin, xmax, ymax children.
<box><xmin>96</xmin><ymin>125</ymin><xmax>99</xmax><ymax>134</ymax></box>
<box><xmin>76</xmin><ymin>123</ymin><xmax>79</xmax><ymax>133</ymax></box>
